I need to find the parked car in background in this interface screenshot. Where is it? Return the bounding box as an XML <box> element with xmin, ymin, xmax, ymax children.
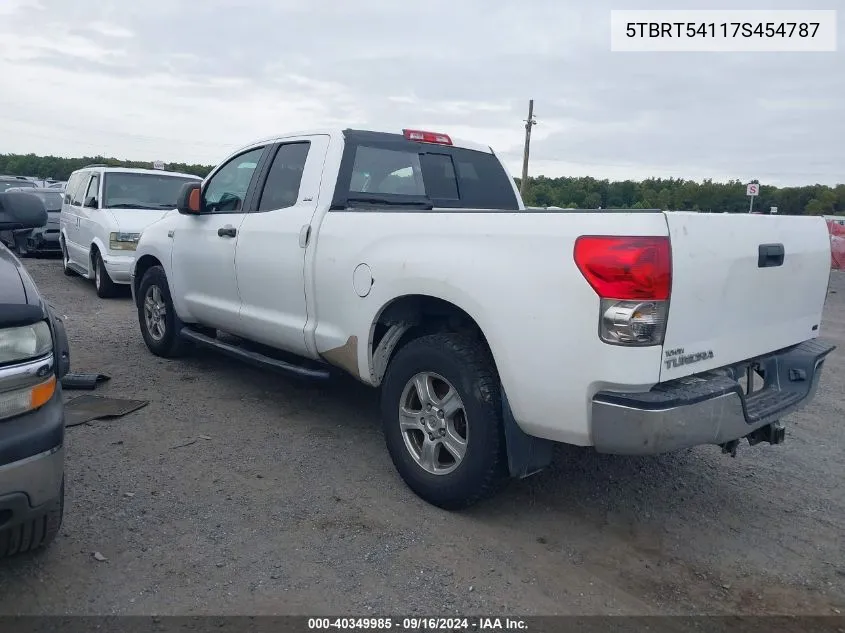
<box><xmin>0</xmin><ymin>188</ymin><xmax>63</xmax><ymax>256</ymax></box>
<box><xmin>130</xmin><ymin>127</ymin><xmax>835</xmax><ymax>510</ymax></box>
<box><xmin>60</xmin><ymin>165</ymin><xmax>202</xmax><ymax>298</ymax></box>
<box><xmin>0</xmin><ymin>177</ymin><xmax>38</xmax><ymax>193</ymax></box>
<box><xmin>0</xmin><ymin>191</ymin><xmax>71</xmax><ymax>557</ymax></box>
<box><xmin>47</xmin><ymin>182</ymin><xmax>67</xmax><ymax>190</ymax></box>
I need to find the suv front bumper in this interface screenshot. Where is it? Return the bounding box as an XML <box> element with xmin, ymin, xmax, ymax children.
<box><xmin>0</xmin><ymin>386</ymin><xmax>65</xmax><ymax>529</ymax></box>
<box><xmin>102</xmin><ymin>253</ymin><xmax>135</xmax><ymax>284</ymax></box>
<box><xmin>591</xmin><ymin>338</ymin><xmax>835</xmax><ymax>454</ymax></box>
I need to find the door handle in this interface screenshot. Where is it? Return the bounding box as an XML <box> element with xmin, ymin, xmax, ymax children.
<box><xmin>758</xmin><ymin>243</ymin><xmax>784</xmax><ymax>268</ymax></box>
<box><xmin>217</xmin><ymin>225</ymin><xmax>237</xmax><ymax>238</ymax></box>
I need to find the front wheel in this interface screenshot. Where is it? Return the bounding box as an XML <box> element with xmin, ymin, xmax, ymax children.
<box><xmin>93</xmin><ymin>251</ymin><xmax>119</xmax><ymax>298</ymax></box>
<box><xmin>137</xmin><ymin>265</ymin><xmax>187</xmax><ymax>358</ymax></box>
<box><xmin>380</xmin><ymin>333</ymin><xmax>507</xmax><ymax>510</ymax></box>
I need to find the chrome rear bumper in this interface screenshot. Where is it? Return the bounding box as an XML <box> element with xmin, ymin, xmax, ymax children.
<box><xmin>591</xmin><ymin>338</ymin><xmax>835</xmax><ymax>455</ymax></box>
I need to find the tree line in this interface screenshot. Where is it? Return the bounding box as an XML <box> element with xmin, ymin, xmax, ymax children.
<box><xmin>517</xmin><ymin>176</ymin><xmax>845</xmax><ymax>216</ymax></box>
<box><xmin>1</xmin><ymin>152</ymin><xmax>842</xmax><ymax>216</ymax></box>
<box><xmin>0</xmin><ymin>153</ymin><xmax>213</xmax><ymax>181</ymax></box>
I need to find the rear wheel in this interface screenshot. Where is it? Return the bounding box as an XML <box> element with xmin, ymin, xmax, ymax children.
<box><xmin>93</xmin><ymin>250</ymin><xmax>118</xmax><ymax>298</ymax></box>
<box><xmin>61</xmin><ymin>239</ymin><xmax>75</xmax><ymax>276</ymax></box>
<box><xmin>137</xmin><ymin>265</ymin><xmax>188</xmax><ymax>358</ymax></box>
<box><xmin>380</xmin><ymin>333</ymin><xmax>507</xmax><ymax>510</ymax></box>
<box><xmin>0</xmin><ymin>478</ymin><xmax>64</xmax><ymax>558</ymax></box>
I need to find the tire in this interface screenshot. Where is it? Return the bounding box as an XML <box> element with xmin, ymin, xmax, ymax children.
<box><xmin>0</xmin><ymin>478</ymin><xmax>64</xmax><ymax>558</ymax></box>
<box><xmin>380</xmin><ymin>333</ymin><xmax>507</xmax><ymax>510</ymax></box>
<box><xmin>61</xmin><ymin>239</ymin><xmax>75</xmax><ymax>276</ymax></box>
<box><xmin>137</xmin><ymin>265</ymin><xmax>188</xmax><ymax>358</ymax></box>
<box><xmin>15</xmin><ymin>237</ymin><xmax>28</xmax><ymax>258</ymax></box>
<box><xmin>93</xmin><ymin>250</ymin><xmax>119</xmax><ymax>298</ymax></box>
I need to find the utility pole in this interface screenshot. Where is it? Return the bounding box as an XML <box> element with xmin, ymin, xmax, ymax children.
<box><xmin>520</xmin><ymin>99</ymin><xmax>536</xmax><ymax>199</ymax></box>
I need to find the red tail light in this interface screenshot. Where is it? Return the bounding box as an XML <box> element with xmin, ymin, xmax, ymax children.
<box><xmin>403</xmin><ymin>129</ymin><xmax>453</xmax><ymax>145</ymax></box>
<box><xmin>573</xmin><ymin>236</ymin><xmax>672</xmax><ymax>301</ymax></box>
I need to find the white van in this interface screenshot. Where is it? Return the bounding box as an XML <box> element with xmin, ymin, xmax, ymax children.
<box><xmin>60</xmin><ymin>165</ymin><xmax>202</xmax><ymax>297</ymax></box>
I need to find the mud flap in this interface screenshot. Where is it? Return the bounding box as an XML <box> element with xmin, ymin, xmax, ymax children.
<box><xmin>49</xmin><ymin>307</ymin><xmax>71</xmax><ymax>379</ymax></box>
<box><xmin>502</xmin><ymin>388</ymin><xmax>555</xmax><ymax>479</ymax></box>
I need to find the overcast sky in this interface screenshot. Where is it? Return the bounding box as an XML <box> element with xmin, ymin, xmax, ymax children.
<box><xmin>0</xmin><ymin>0</ymin><xmax>842</xmax><ymax>186</ymax></box>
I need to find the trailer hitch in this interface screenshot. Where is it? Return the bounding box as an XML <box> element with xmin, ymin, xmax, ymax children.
<box><xmin>745</xmin><ymin>421</ymin><xmax>786</xmax><ymax>447</ymax></box>
<box><xmin>719</xmin><ymin>422</ymin><xmax>786</xmax><ymax>457</ymax></box>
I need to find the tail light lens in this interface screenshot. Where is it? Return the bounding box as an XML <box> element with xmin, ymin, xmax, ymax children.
<box><xmin>574</xmin><ymin>236</ymin><xmax>672</xmax><ymax>346</ymax></box>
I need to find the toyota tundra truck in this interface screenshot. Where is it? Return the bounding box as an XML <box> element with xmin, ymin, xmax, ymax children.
<box><xmin>129</xmin><ymin>127</ymin><xmax>835</xmax><ymax>510</ymax></box>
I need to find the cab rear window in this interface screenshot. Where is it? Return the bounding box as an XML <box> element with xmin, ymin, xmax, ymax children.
<box><xmin>338</xmin><ymin>133</ymin><xmax>520</xmax><ymax>210</ymax></box>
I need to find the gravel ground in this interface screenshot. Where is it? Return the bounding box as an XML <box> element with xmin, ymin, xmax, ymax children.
<box><xmin>0</xmin><ymin>258</ymin><xmax>843</xmax><ymax>616</ymax></box>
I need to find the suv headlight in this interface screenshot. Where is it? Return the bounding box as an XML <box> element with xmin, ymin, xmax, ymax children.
<box><xmin>109</xmin><ymin>232</ymin><xmax>141</xmax><ymax>251</ymax></box>
<box><xmin>0</xmin><ymin>321</ymin><xmax>52</xmax><ymax>365</ymax></box>
<box><xmin>0</xmin><ymin>321</ymin><xmax>55</xmax><ymax>421</ymax></box>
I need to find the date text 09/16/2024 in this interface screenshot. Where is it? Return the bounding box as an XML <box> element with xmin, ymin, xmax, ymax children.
<box><xmin>307</xmin><ymin>617</ymin><xmax>528</xmax><ymax>630</ymax></box>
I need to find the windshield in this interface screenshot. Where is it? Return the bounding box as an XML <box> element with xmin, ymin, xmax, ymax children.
<box><xmin>30</xmin><ymin>190</ymin><xmax>63</xmax><ymax>211</ymax></box>
<box><xmin>102</xmin><ymin>172</ymin><xmax>199</xmax><ymax>210</ymax></box>
<box><xmin>0</xmin><ymin>180</ymin><xmax>37</xmax><ymax>192</ymax></box>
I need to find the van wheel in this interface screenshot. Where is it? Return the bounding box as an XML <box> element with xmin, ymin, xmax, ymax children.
<box><xmin>380</xmin><ymin>333</ymin><xmax>507</xmax><ymax>510</ymax></box>
<box><xmin>93</xmin><ymin>251</ymin><xmax>118</xmax><ymax>298</ymax></box>
<box><xmin>0</xmin><ymin>478</ymin><xmax>64</xmax><ymax>558</ymax></box>
<box><xmin>137</xmin><ymin>265</ymin><xmax>187</xmax><ymax>358</ymax></box>
<box><xmin>61</xmin><ymin>240</ymin><xmax>75</xmax><ymax>276</ymax></box>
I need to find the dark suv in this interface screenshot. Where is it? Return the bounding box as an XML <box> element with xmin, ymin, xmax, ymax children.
<box><xmin>0</xmin><ymin>188</ymin><xmax>62</xmax><ymax>256</ymax></box>
<box><xmin>0</xmin><ymin>192</ymin><xmax>70</xmax><ymax>557</ymax></box>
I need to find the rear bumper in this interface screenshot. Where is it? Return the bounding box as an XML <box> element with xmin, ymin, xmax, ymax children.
<box><xmin>1</xmin><ymin>228</ymin><xmax>60</xmax><ymax>253</ymax></box>
<box><xmin>24</xmin><ymin>227</ymin><xmax>61</xmax><ymax>253</ymax></box>
<box><xmin>591</xmin><ymin>338</ymin><xmax>835</xmax><ymax>455</ymax></box>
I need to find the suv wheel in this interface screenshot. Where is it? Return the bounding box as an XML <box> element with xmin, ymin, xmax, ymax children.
<box><xmin>137</xmin><ymin>265</ymin><xmax>187</xmax><ymax>358</ymax></box>
<box><xmin>93</xmin><ymin>250</ymin><xmax>118</xmax><ymax>298</ymax></box>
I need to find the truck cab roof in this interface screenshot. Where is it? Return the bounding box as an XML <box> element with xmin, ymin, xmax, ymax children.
<box><xmin>243</xmin><ymin>128</ymin><xmax>494</xmax><ymax>155</ymax></box>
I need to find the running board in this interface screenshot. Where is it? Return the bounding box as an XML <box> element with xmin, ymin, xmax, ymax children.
<box><xmin>178</xmin><ymin>328</ymin><xmax>331</xmax><ymax>380</ymax></box>
<box><xmin>67</xmin><ymin>261</ymin><xmax>87</xmax><ymax>276</ymax></box>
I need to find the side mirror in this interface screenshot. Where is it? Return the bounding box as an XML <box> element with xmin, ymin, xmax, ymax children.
<box><xmin>0</xmin><ymin>192</ymin><xmax>48</xmax><ymax>230</ymax></box>
<box><xmin>84</xmin><ymin>196</ymin><xmax>98</xmax><ymax>209</ymax></box>
<box><xmin>176</xmin><ymin>182</ymin><xmax>203</xmax><ymax>215</ymax></box>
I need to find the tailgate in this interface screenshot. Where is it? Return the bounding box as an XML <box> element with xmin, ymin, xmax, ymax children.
<box><xmin>660</xmin><ymin>212</ymin><xmax>831</xmax><ymax>381</ymax></box>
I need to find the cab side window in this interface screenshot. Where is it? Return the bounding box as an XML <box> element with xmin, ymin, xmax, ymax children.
<box><xmin>70</xmin><ymin>173</ymin><xmax>89</xmax><ymax>207</ymax></box>
<box><xmin>257</xmin><ymin>142</ymin><xmax>311</xmax><ymax>212</ymax></box>
<box><xmin>84</xmin><ymin>175</ymin><xmax>100</xmax><ymax>207</ymax></box>
<box><xmin>203</xmin><ymin>147</ymin><xmax>265</xmax><ymax>213</ymax></box>
<box><xmin>64</xmin><ymin>173</ymin><xmax>82</xmax><ymax>205</ymax></box>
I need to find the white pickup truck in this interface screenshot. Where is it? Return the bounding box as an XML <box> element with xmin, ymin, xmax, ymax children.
<box><xmin>130</xmin><ymin>127</ymin><xmax>835</xmax><ymax>509</ymax></box>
